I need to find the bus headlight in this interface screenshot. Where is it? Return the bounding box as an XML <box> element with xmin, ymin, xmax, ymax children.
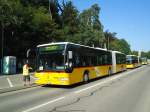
<box><xmin>34</xmin><ymin>77</ymin><xmax>39</xmax><ymax>80</ymax></box>
<box><xmin>33</xmin><ymin>75</ymin><xmax>39</xmax><ymax>80</ymax></box>
<box><xmin>59</xmin><ymin>78</ymin><xmax>69</xmax><ymax>81</ymax></box>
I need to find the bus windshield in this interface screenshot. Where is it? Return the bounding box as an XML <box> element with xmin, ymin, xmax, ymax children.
<box><xmin>126</xmin><ymin>56</ymin><xmax>132</xmax><ymax>60</ymax></box>
<box><xmin>37</xmin><ymin>44</ymin><xmax>65</xmax><ymax>71</ymax></box>
<box><xmin>126</xmin><ymin>56</ymin><xmax>138</xmax><ymax>64</ymax></box>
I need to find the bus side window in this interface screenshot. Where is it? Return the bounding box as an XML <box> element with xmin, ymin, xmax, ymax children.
<box><xmin>102</xmin><ymin>54</ymin><xmax>107</xmax><ymax>65</ymax></box>
<box><xmin>98</xmin><ymin>55</ymin><xmax>102</xmax><ymax>65</ymax></box>
<box><xmin>105</xmin><ymin>55</ymin><xmax>108</xmax><ymax>65</ymax></box>
<box><xmin>75</xmin><ymin>55</ymin><xmax>80</xmax><ymax>67</ymax></box>
<box><xmin>72</xmin><ymin>54</ymin><xmax>76</xmax><ymax>67</ymax></box>
<box><xmin>82</xmin><ymin>56</ymin><xmax>86</xmax><ymax>67</ymax></box>
<box><xmin>101</xmin><ymin>55</ymin><xmax>104</xmax><ymax>65</ymax></box>
<box><xmin>91</xmin><ymin>56</ymin><xmax>97</xmax><ymax>66</ymax></box>
<box><xmin>88</xmin><ymin>56</ymin><xmax>92</xmax><ymax>66</ymax></box>
<box><xmin>107</xmin><ymin>54</ymin><xmax>111</xmax><ymax>65</ymax></box>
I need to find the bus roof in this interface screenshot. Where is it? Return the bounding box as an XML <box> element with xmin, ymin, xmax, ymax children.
<box><xmin>107</xmin><ymin>50</ymin><xmax>125</xmax><ymax>55</ymax></box>
<box><xmin>127</xmin><ymin>55</ymin><xmax>138</xmax><ymax>57</ymax></box>
<box><xmin>37</xmin><ymin>42</ymin><xmax>108</xmax><ymax>52</ymax></box>
<box><xmin>95</xmin><ymin>47</ymin><xmax>107</xmax><ymax>51</ymax></box>
<box><xmin>141</xmin><ymin>57</ymin><xmax>147</xmax><ymax>59</ymax></box>
<box><xmin>37</xmin><ymin>42</ymin><xmax>69</xmax><ymax>47</ymax></box>
<box><xmin>111</xmin><ymin>50</ymin><xmax>123</xmax><ymax>54</ymax></box>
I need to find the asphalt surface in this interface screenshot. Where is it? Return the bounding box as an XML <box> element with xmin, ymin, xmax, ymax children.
<box><xmin>56</xmin><ymin>66</ymin><xmax>150</xmax><ymax>112</ymax></box>
<box><xmin>0</xmin><ymin>65</ymin><xmax>149</xmax><ymax>112</ymax></box>
<box><xmin>0</xmin><ymin>73</ymin><xmax>35</xmax><ymax>89</ymax></box>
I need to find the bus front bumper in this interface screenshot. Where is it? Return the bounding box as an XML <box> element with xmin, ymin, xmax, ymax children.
<box><xmin>34</xmin><ymin>73</ymin><xmax>70</xmax><ymax>85</ymax></box>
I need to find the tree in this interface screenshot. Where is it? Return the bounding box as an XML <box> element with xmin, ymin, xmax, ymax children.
<box><xmin>145</xmin><ymin>51</ymin><xmax>150</xmax><ymax>59</ymax></box>
<box><xmin>0</xmin><ymin>0</ymin><xmax>21</xmax><ymax>57</ymax></box>
<box><xmin>131</xmin><ymin>51</ymin><xmax>138</xmax><ymax>55</ymax></box>
<box><xmin>110</xmin><ymin>39</ymin><xmax>131</xmax><ymax>54</ymax></box>
<box><xmin>104</xmin><ymin>30</ymin><xmax>117</xmax><ymax>50</ymax></box>
<box><xmin>134</xmin><ymin>51</ymin><xmax>150</xmax><ymax>59</ymax></box>
<box><xmin>0</xmin><ymin>0</ymin><xmax>64</xmax><ymax>57</ymax></box>
<box><xmin>79</xmin><ymin>4</ymin><xmax>105</xmax><ymax>47</ymax></box>
<box><xmin>61</xmin><ymin>1</ymin><xmax>80</xmax><ymax>42</ymax></box>
<box><xmin>0</xmin><ymin>0</ymin><xmax>132</xmax><ymax>59</ymax></box>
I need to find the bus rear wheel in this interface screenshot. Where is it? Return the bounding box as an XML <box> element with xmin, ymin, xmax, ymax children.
<box><xmin>83</xmin><ymin>73</ymin><xmax>89</xmax><ymax>83</ymax></box>
<box><xmin>108</xmin><ymin>68</ymin><xmax>112</xmax><ymax>76</ymax></box>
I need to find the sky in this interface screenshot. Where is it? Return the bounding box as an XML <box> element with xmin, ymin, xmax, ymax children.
<box><xmin>71</xmin><ymin>0</ymin><xmax>150</xmax><ymax>52</ymax></box>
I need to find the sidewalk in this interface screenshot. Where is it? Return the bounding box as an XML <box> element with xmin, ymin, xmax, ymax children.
<box><xmin>0</xmin><ymin>83</ymin><xmax>39</xmax><ymax>94</ymax></box>
<box><xmin>0</xmin><ymin>72</ymin><xmax>35</xmax><ymax>76</ymax></box>
<box><xmin>0</xmin><ymin>72</ymin><xmax>37</xmax><ymax>93</ymax></box>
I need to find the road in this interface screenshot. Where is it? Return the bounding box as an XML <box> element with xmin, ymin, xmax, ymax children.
<box><xmin>0</xmin><ymin>65</ymin><xmax>150</xmax><ymax>112</ymax></box>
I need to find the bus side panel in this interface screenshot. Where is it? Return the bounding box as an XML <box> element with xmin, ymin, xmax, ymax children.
<box><xmin>135</xmin><ymin>63</ymin><xmax>139</xmax><ymax>67</ymax></box>
<box><xmin>116</xmin><ymin>64</ymin><xmax>126</xmax><ymax>73</ymax></box>
<box><xmin>69</xmin><ymin>67</ymin><xmax>98</xmax><ymax>85</ymax></box>
<box><xmin>69</xmin><ymin>65</ymin><xmax>112</xmax><ymax>85</ymax></box>
<box><xmin>97</xmin><ymin>65</ymin><xmax>112</xmax><ymax>76</ymax></box>
<box><xmin>111</xmin><ymin>52</ymin><xmax>116</xmax><ymax>74</ymax></box>
<box><xmin>35</xmin><ymin>65</ymin><xmax>112</xmax><ymax>85</ymax></box>
<box><xmin>69</xmin><ymin>68</ymin><xmax>87</xmax><ymax>84</ymax></box>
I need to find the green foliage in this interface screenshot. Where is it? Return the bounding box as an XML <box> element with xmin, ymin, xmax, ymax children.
<box><xmin>104</xmin><ymin>30</ymin><xmax>131</xmax><ymax>54</ymax></box>
<box><xmin>78</xmin><ymin>4</ymin><xmax>105</xmax><ymax>47</ymax></box>
<box><xmin>0</xmin><ymin>0</ymin><xmax>23</xmax><ymax>56</ymax></box>
<box><xmin>110</xmin><ymin>39</ymin><xmax>131</xmax><ymax>54</ymax></box>
<box><xmin>0</xmin><ymin>0</ymin><xmax>133</xmax><ymax>58</ymax></box>
<box><xmin>145</xmin><ymin>51</ymin><xmax>150</xmax><ymax>59</ymax></box>
<box><xmin>131</xmin><ymin>51</ymin><xmax>150</xmax><ymax>59</ymax></box>
<box><xmin>0</xmin><ymin>0</ymin><xmax>15</xmax><ymax>25</ymax></box>
<box><xmin>104</xmin><ymin>31</ymin><xmax>117</xmax><ymax>47</ymax></box>
<box><xmin>62</xmin><ymin>1</ymin><xmax>79</xmax><ymax>35</ymax></box>
<box><xmin>131</xmin><ymin>51</ymin><xmax>138</xmax><ymax>55</ymax></box>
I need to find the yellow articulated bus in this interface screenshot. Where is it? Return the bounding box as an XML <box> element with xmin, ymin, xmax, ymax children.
<box><xmin>126</xmin><ymin>55</ymin><xmax>139</xmax><ymax>69</ymax></box>
<box><xmin>141</xmin><ymin>57</ymin><xmax>148</xmax><ymax>65</ymax></box>
<box><xmin>111</xmin><ymin>51</ymin><xmax>127</xmax><ymax>73</ymax></box>
<box><xmin>34</xmin><ymin>42</ymin><xmax>126</xmax><ymax>85</ymax></box>
<box><xmin>138</xmin><ymin>56</ymin><xmax>142</xmax><ymax>67</ymax></box>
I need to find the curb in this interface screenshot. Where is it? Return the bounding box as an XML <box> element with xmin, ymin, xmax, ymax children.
<box><xmin>0</xmin><ymin>84</ymin><xmax>40</xmax><ymax>94</ymax></box>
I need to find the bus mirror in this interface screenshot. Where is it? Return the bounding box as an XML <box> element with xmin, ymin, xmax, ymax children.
<box><xmin>68</xmin><ymin>51</ymin><xmax>72</xmax><ymax>59</ymax></box>
<box><xmin>65</xmin><ymin>62</ymin><xmax>73</xmax><ymax>73</ymax></box>
<box><xmin>69</xmin><ymin>62</ymin><xmax>72</xmax><ymax>68</ymax></box>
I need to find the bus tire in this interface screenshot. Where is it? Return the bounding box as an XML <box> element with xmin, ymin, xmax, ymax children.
<box><xmin>83</xmin><ymin>72</ymin><xmax>89</xmax><ymax>83</ymax></box>
<box><xmin>108</xmin><ymin>68</ymin><xmax>112</xmax><ymax>76</ymax></box>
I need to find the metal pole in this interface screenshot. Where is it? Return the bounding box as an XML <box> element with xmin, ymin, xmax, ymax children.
<box><xmin>1</xmin><ymin>22</ymin><xmax>4</xmax><ymax>74</ymax></box>
<box><xmin>26</xmin><ymin>49</ymin><xmax>31</xmax><ymax>63</ymax></box>
<box><xmin>49</xmin><ymin>0</ymin><xmax>52</xmax><ymax>20</ymax></box>
<box><xmin>108</xmin><ymin>36</ymin><xmax>109</xmax><ymax>50</ymax></box>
